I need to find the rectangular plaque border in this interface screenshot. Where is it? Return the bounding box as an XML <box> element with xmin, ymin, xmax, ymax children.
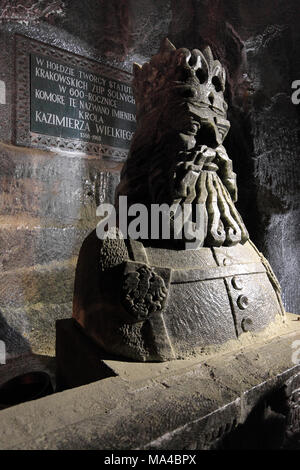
<box><xmin>15</xmin><ymin>34</ymin><xmax>134</xmax><ymax>161</ymax></box>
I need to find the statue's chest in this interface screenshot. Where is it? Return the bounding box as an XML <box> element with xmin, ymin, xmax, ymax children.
<box><xmin>122</xmin><ymin>240</ymin><xmax>282</xmax><ymax>358</ymax></box>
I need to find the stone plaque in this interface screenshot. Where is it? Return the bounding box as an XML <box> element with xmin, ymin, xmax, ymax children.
<box><xmin>16</xmin><ymin>35</ymin><xmax>136</xmax><ymax>161</ymax></box>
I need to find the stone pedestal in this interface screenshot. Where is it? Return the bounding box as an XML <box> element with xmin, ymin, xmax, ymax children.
<box><xmin>51</xmin><ymin>313</ymin><xmax>300</xmax><ymax>449</ymax></box>
<box><xmin>0</xmin><ymin>315</ymin><xmax>298</xmax><ymax>449</ymax></box>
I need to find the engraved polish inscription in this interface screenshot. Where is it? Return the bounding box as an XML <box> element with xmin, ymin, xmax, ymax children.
<box><xmin>30</xmin><ymin>53</ymin><xmax>136</xmax><ymax>150</ymax></box>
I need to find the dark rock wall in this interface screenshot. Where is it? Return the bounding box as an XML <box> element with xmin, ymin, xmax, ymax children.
<box><xmin>0</xmin><ymin>0</ymin><xmax>299</xmax><ymax>358</ymax></box>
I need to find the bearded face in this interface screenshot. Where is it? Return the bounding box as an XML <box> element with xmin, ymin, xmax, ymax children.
<box><xmin>117</xmin><ymin>42</ymin><xmax>231</xmax><ymax>210</ymax></box>
<box><xmin>148</xmin><ymin>97</ymin><xmax>231</xmax><ymax>207</ymax></box>
<box><xmin>144</xmin><ymin>95</ymin><xmax>249</xmax><ymax>248</ymax></box>
<box><xmin>116</xmin><ymin>42</ymin><xmax>248</xmax><ymax>248</ymax></box>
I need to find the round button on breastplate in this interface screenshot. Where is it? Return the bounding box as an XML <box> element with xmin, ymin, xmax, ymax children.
<box><xmin>232</xmin><ymin>276</ymin><xmax>243</xmax><ymax>290</ymax></box>
<box><xmin>237</xmin><ymin>295</ymin><xmax>249</xmax><ymax>310</ymax></box>
<box><xmin>241</xmin><ymin>318</ymin><xmax>253</xmax><ymax>332</ymax></box>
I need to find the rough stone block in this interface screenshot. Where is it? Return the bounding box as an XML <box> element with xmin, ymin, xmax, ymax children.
<box><xmin>0</xmin><ymin>313</ymin><xmax>298</xmax><ymax>449</ymax></box>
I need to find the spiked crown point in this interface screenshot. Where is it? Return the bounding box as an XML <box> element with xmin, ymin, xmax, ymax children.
<box><xmin>132</xmin><ymin>38</ymin><xmax>227</xmax><ymax>120</ymax></box>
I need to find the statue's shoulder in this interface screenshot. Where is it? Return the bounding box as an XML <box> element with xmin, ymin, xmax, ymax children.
<box><xmin>77</xmin><ymin>227</ymin><xmax>129</xmax><ymax>272</ymax></box>
<box><xmin>98</xmin><ymin>227</ymin><xmax>129</xmax><ymax>271</ymax></box>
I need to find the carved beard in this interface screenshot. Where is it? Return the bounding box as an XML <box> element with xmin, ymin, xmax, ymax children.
<box><xmin>148</xmin><ymin>137</ymin><xmax>249</xmax><ymax>248</ymax></box>
<box><xmin>148</xmin><ymin>116</ymin><xmax>224</xmax><ymax>205</ymax></box>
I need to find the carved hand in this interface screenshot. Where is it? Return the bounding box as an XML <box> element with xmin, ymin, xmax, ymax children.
<box><xmin>215</xmin><ymin>145</ymin><xmax>238</xmax><ymax>202</ymax></box>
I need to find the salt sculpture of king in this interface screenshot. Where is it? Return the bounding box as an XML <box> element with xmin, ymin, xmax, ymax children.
<box><xmin>73</xmin><ymin>39</ymin><xmax>285</xmax><ymax>361</ymax></box>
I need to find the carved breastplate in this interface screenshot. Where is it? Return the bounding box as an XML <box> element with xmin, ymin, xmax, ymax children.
<box><xmin>73</xmin><ymin>232</ymin><xmax>285</xmax><ymax>362</ymax></box>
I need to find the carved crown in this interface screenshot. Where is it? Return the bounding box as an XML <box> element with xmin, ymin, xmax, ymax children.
<box><xmin>133</xmin><ymin>38</ymin><xmax>228</xmax><ymax>120</ymax></box>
